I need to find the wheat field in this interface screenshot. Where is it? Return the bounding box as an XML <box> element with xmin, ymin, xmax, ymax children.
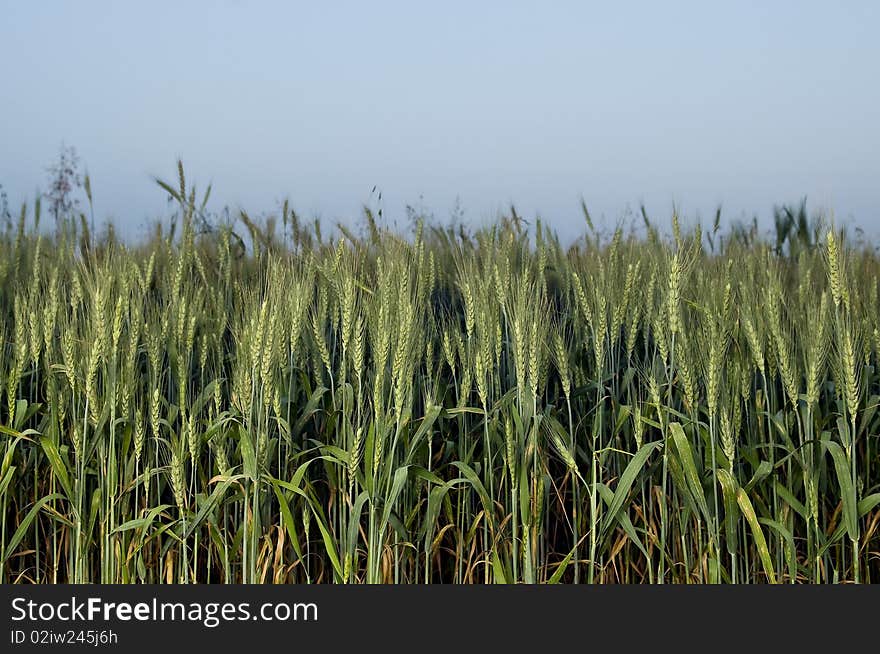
<box><xmin>0</xmin><ymin>169</ymin><xmax>878</xmax><ymax>584</ymax></box>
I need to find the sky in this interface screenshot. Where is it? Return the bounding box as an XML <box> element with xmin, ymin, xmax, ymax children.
<box><xmin>1</xmin><ymin>1</ymin><xmax>878</xmax><ymax>242</ymax></box>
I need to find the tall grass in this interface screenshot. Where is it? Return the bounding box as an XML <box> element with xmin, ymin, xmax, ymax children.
<box><xmin>0</xmin><ymin>173</ymin><xmax>878</xmax><ymax>584</ymax></box>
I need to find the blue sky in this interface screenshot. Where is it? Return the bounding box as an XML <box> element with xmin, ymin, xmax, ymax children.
<box><xmin>1</xmin><ymin>1</ymin><xmax>878</xmax><ymax>241</ymax></box>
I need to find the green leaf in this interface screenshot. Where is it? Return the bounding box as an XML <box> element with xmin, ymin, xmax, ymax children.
<box><xmin>597</xmin><ymin>482</ymin><xmax>649</xmax><ymax>560</ymax></box>
<box><xmin>824</xmin><ymin>440</ymin><xmax>859</xmax><ymax>543</ymax></box>
<box><xmin>668</xmin><ymin>423</ymin><xmax>711</xmax><ymax>524</ymax></box>
<box><xmin>716</xmin><ymin>468</ymin><xmax>740</xmax><ymax>556</ymax></box>
<box><xmin>410</xmin><ymin>466</ymin><xmax>445</xmax><ymax>486</ymax></box>
<box><xmin>759</xmin><ymin>518</ymin><xmax>797</xmax><ymax>583</ymax></box>
<box><xmin>857</xmin><ymin>493</ymin><xmax>880</xmax><ymax>516</ymax></box>
<box><xmin>2</xmin><ymin>493</ymin><xmax>64</xmax><ymax>564</ymax></box>
<box><xmin>239</xmin><ymin>428</ymin><xmax>258</xmax><ymax>481</ymax></box>
<box><xmin>270</xmin><ymin>476</ymin><xmax>343</xmax><ymax>581</ymax></box>
<box><xmin>87</xmin><ymin>488</ymin><xmax>102</xmax><ymax>541</ymax></box>
<box><xmin>380</xmin><ymin>466</ymin><xmax>410</xmax><ymax>532</ymax></box>
<box><xmin>547</xmin><ymin>542</ymin><xmax>579</xmax><ymax>584</ymax></box>
<box><xmin>492</xmin><ymin>550</ymin><xmax>510</xmax><ymax>584</ymax></box>
<box><xmin>347</xmin><ymin>490</ymin><xmax>370</xmax><ymax>556</ymax></box>
<box><xmin>307</xmin><ymin>501</ymin><xmax>343</xmax><ymax>581</ymax></box>
<box><xmin>406</xmin><ymin>404</ymin><xmax>441</xmax><ymax>463</ymax></box>
<box><xmin>600</xmin><ymin>440</ymin><xmax>661</xmax><ymax>542</ymax></box>
<box><xmin>113</xmin><ymin>504</ymin><xmax>174</xmax><ymax>550</ymax></box>
<box><xmin>736</xmin><ymin>487</ymin><xmax>777</xmax><ymax>584</ymax></box>
<box><xmin>818</xmin><ymin>493</ymin><xmax>880</xmax><ymax>557</ymax></box>
<box><xmin>184</xmin><ymin>475</ymin><xmax>247</xmax><ymax>539</ymax></box>
<box><xmin>39</xmin><ymin>435</ymin><xmax>73</xmax><ymax>501</ymax></box>
<box><xmin>0</xmin><ymin>466</ymin><xmax>16</xmax><ymax>498</ymax></box>
<box><xmin>293</xmin><ymin>386</ymin><xmax>328</xmax><ymax>435</ymax></box>
<box><xmin>272</xmin><ymin>483</ymin><xmax>303</xmax><ymax>561</ymax></box>
<box><xmin>422</xmin><ymin>479</ymin><xmax>466</xmax><ymax>543</ymax></box>
<box><xmin>774</xmin><ymin>481</ymin><xmax>807</xmax><ymax>520</ymax></box>
<box><xmin>744</xmin><ymin>461</ymin><xmax>773</xmax><ymax>492</ymax></box>
<box><xmin>452</xmin><ymin>461</ymin><xmax>495</xmax><ymax>530</ymax></box>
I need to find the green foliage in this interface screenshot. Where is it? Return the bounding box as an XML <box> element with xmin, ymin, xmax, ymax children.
<box><xmin>0</xmin><ymin>169</ymin><xmax>878</xmax><ymax>584</ymax></box>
